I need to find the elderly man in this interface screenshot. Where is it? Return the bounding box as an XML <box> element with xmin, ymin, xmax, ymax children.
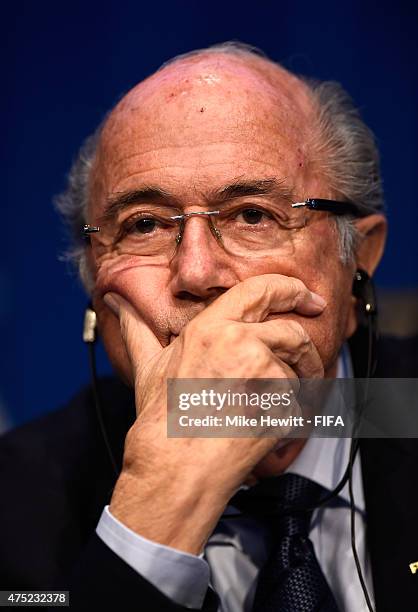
<box><xmin>1</xmin><ymin>43</ymin><xmax>417</xmax><ymax>612</ymax></box>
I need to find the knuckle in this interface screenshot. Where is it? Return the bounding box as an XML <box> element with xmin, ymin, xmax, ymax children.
<box><xmin>222</xmin><ymin>323</ymin><xmax>245</xmax><ymax>345</ymax></box>
<box><xmin>242</xmin><ymin>274</ymin><xmax>275</xmax><ymax>307</ymax></box>
<box><xmin>247</xmin><ymin>349</ymin><xmax>271</xmax><ymax>372</ymax></box>
<box><xmin>244</xmin><ymin>341</ymin><xmax>263</xmax><ymax>362</ymax></box>
<box><xmin>289</xmin><ymin>277</ymin><xmax>308</xmax><ymax>303</ymax></box>
<box><xmin>253</xmin><ymin>289</ymin><xmax>270</xmax><ymax>318</ymax></box>
<box><xmin>287</xmin><ymin>320</ymin><xmax>310</xmax><ymax>346</ymax></box>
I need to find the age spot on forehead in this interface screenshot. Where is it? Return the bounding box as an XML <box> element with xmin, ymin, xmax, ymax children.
<box><xmin>297</xmin><ymin>146</ymin><xmax>306</xmax><ymax>169</ymax></box>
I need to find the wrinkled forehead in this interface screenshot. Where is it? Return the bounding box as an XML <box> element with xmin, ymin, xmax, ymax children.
<box><xmin>90</xmin><ymin>54</ymin><xmax>317</xmax><ymax>209</ymax></box>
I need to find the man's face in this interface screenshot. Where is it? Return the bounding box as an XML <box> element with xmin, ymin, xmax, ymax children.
<box><xmin>88</xmin><ymin>54</ymin><xmax>358</xmax><ymax>383</ymax></box>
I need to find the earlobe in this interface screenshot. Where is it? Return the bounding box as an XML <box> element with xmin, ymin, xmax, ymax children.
<box><xmin>354</xmin><ymin>213</ymin><xmax>387</xmax><ymax>276</ymax></box>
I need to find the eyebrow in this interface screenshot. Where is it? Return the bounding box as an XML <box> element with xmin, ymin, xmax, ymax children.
<box><xmin>102</xmin><ymin>177</ymin><xmax>295</xmax><ymax>220</ymax></box>
<box><xmin>102</xmin><ymin>186</ymin><xmax>177</xmax><ymax>220</ymax></box>
<box><xmin>209</xmin><ymin>178</ymin><xmax>294</xmax><ymax>204</ymax></box>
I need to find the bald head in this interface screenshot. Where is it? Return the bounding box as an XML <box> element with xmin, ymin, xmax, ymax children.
<box><xmin>107</xmin><ymin>48</ymin><xmax>315</xmax><ymax>129</ymax></box>
<box><xmin>90</xmin><ymin>49</ymin><xmax>320</xmax><ymax>222</ymax></box>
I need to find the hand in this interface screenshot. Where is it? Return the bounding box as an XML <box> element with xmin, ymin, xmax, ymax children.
<box><xmin>105</xmin><ymin>274</ymin><xmax>325</xmax><ymax>554</ymax></box>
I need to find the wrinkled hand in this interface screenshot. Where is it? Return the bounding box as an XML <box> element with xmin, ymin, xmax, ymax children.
<box><xmin>106</xmin><ymin>274</ymin><xmax>325</xmax><ymax>554</ymax></box>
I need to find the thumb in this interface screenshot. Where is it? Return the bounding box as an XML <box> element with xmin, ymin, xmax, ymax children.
<box><xmin>103</xmin><ymin>292</ymin><xmax>162</xmax><ymax>373</ymax></box>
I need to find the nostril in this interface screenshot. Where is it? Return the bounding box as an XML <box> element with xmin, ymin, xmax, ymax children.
<box><xmin>176</xmin><ymin>291</ymin><xmax>208</xmax><ymax>302</ymax></box>
<box><xmin>175</xmin><ymin>288</ymin><xmax>228</xmax><ymax>303</ymax></box>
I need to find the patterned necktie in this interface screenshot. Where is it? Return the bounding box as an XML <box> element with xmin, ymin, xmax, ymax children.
<box><xmin>230</xmin><ymin>473</ymin><xmax>340</xmax><ymax>612</ymax></box>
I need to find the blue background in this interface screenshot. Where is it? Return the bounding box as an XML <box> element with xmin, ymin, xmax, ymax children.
<box><xmin>3</xmin><ymin>0</ymin><xmax>417</xmax><ymax>427</ymax></box>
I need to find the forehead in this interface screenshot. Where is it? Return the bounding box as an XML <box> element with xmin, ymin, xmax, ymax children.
<box><xmin>90</xmin><ymin>54</ymin><xmax>318</xmax><ymax>212</ymax></box>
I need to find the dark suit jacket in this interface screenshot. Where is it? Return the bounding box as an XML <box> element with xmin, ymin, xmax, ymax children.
<box><xmin>0</xmin><ymin>333</ymin><xmax>417</xmax><ymax>611</ymax></box>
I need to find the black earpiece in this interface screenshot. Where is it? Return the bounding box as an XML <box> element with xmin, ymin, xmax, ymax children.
<box><xmin>352</xmin><ymin>268</ymin><xmax>378</xmax><ymax>380</ymax></box>
<box><xmin>352</xmin><ymin>268</ymin><xmax>377</xmax><ymax>316</ymax></box>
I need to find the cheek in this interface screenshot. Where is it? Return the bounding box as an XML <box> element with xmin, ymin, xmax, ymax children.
<box><xmin>95</xmin><ymin>255</ymin><xmax>170</xmax><ymax>313</ymax></box>
<box><xmin>303</xmin><ymin>297</ymin><xmax>351</xmax><ymax>372</ymax></box>
<box><xmin>299</xmin><ymin>261</ymin><xmax>354</xmax><ymax>374</ymax></box>
<box><xmin>300</xmin><ymin>234</ymin><xmax>354</xmax><ymax>371</ymax></box>
<box><xmin>258</xmin><ymin>223</ymin><xmax>354</xmax><ymax>373</ymax></box>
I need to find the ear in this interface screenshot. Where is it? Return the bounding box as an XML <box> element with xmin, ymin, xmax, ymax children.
<box><xmin>354</xmin><ymin>213</ymin><xmax>387</xmax><ymax>275</ymax></box>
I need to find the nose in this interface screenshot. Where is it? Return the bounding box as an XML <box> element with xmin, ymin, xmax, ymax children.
<box><xmin>169</xmin><ymin>215</ymin><xmax>239</xmax><ymax>302</ymax></box>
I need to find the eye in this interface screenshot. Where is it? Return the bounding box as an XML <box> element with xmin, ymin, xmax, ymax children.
<box><xmin>124</xmin><ymin>213</ymin><xmax>171</xmax><ymax>236</ymax></box>
<box><xmin>236</xmin><ymin>208</ymin><xmax>273</xmax><ymax>225</ymax></box>
<box><xmin>131</xmin><ymin>217</ymin><xmax>158</xmax><ymax>234</ymax></box>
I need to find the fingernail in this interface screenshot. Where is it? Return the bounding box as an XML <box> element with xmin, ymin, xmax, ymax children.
<box><xmin>103</xmin><ymin>292</ymin><xmax>121</xmax><ymax>316</ymax></box>
<box><xmin>310</xmin><ymin>292</ymin><xmax>327</xmax><ymax>309</ymax></box>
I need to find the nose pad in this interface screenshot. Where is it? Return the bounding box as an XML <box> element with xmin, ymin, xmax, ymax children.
<box><xmin>171</xmin><ymin>211</ymin><xmax>223</xmax><ymax>256</ymax></box>
<box><xmin>173</xmin><ymin>214</ymin><xmax>219</xmax><ymax>257</ymax></box>
<box><xmin>208</xmin><ymin>217</ymin><xmax>223</xmax><ymax>243</ymax></box>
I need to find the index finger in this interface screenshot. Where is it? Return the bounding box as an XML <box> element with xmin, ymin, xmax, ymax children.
<box><xmin>208</xmin><ymin>274</ymin><xmax>326</xmax><ymax>323</ymax></box>
<box><xmin>103</xmin><ymin>292</ymin><xmax>163</xmax><ymax>372</ymax></box>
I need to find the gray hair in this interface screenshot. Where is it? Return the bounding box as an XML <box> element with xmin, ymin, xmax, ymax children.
<box><xmin>55</xmin><ymin>41</ymin><xmax>384</xmax><ymax>292</ymax></box>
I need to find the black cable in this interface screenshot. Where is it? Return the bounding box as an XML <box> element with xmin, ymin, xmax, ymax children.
<box><xmin>87</xmin><ymin>341</ymin><xmax>120</xmax><ymax>478</ymax></box>
<box><xmin>347</xmin><ymin>316</ymin><xmax>375</xmax><ymax>612</ymax></box>
<box><xmin>348</xmin><ymin>436</ymin><xmax>374</xmax><ymax>612</ymax></box>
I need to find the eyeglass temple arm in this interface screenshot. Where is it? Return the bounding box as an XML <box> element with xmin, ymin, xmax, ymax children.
<box><xmin>83</xmin><ymin>225</ymin><xmax>100</xmax><ymax>240</ymax></box>
<box><xmin>292</xmin><ymin>199</ymin><xmax>377</xmax><ymax>218</ymax></box>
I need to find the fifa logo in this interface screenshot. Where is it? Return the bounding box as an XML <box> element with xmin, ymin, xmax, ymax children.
<box><xmin>410</xmin><ymin>561</ymin><xmax>418</xmax><ymax>574</ymax></box>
